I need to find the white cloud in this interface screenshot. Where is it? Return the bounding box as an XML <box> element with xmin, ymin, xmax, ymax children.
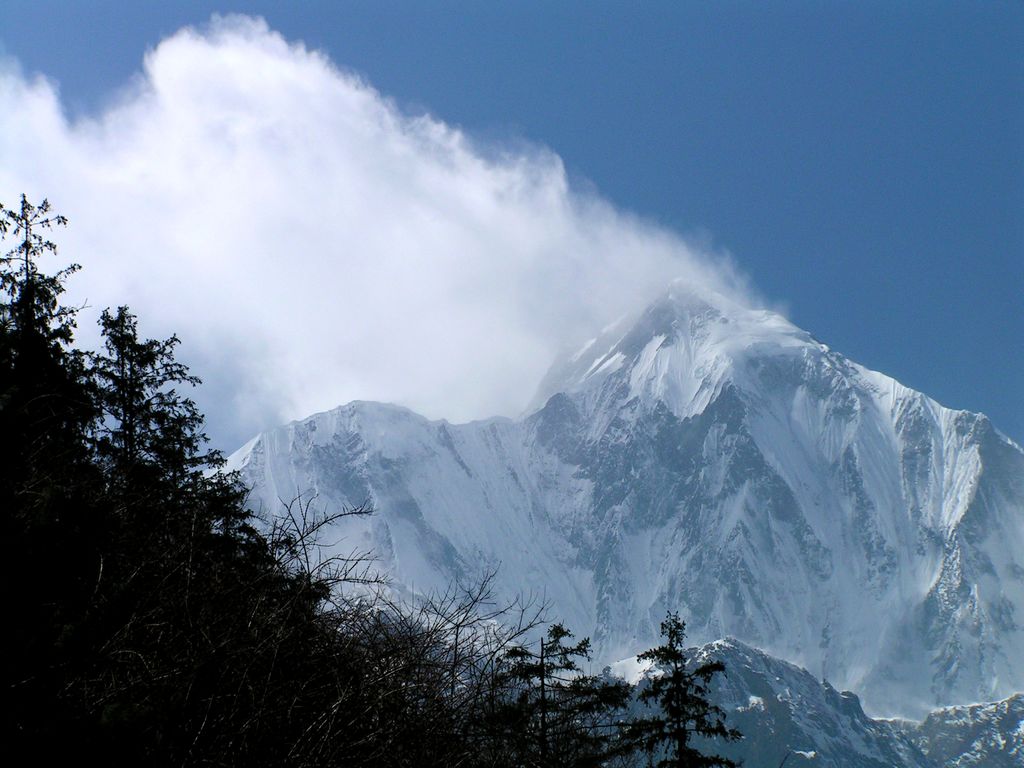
<box><xmin>0</xmin><ymin>15</ymin><xmax>749</xmax><ymax>450</ymax></box>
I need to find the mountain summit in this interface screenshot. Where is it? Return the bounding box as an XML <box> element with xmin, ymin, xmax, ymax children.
<box><xmin>228</xmin><ymin>285</ymin><xmax>1024</xmax><ymax>718</ymax></box>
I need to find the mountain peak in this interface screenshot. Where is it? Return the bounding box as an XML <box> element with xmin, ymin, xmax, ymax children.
<box><xmin>528</xmin><ymin>282</ymin><xmax>811</xmax><ymax>417</ymax></box>
<box><xmin>230</xmin><ymin>280</ymin><xmax>1024</xmax><ymax>719</ymax></box>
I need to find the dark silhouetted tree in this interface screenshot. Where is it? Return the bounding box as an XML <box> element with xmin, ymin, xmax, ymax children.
<box><xmin>1</xmin><ymin>196</ymin><xmax>103</xmax><ymax>758</ymax></box>
<box><xmin>629</xmin><ymin>612</ymin><xmax>740</xmax><ymax>768</ymax></box>
<box><xmin>493</xmin><ymin>623</ymin><xmax>634</xmax><ymax>767</ymax></box>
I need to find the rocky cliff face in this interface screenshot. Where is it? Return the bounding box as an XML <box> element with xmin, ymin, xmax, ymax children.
<box><xmin>633</xmin><ymin>639</ymin><xmax>931</xmax><ymax>768</ymax></box>
<box><xmin>228</xmin><ymin>283</ymin><xmax>1024</xmax><ymax>718</ymax></box>
<box><xmin>625</xmin><ymin>640</ymin><xmax>1021</xmax><ymax>768</ymax></box>
<box><xmin>903</xmin><ymin>693</ymin><xmax>1024</xmax><ymax>767</ymax></box>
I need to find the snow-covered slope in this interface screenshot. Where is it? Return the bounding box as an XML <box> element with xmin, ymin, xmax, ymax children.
<box><xmin>901</xmin><ymin>694</ymin><xmax>1024</xmax><ymax>767</ymax></box>
<box><xmin>636</xmin><ymin>639</ymin><xmax>933</xmax><ymax>768</ymax></box>
<box><xmin>627</xmin><ymin>641</ymin><xmax>1021</xmax><ymax>767</ymax></box>
<box><xmin>228</xmin><ymin>283</ymin><xmax>1024</xmax><ymax>718</ymax></box>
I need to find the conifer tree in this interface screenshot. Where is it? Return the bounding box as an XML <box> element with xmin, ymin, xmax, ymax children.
<box><xmin>0</xmin><ymin>195</ymin><xmax>91</xmax><ymax>477</ymax></box>
<box><xmin>0</xmin><ymin>196</ymin><xmax>104</xmax><ymax>756</ymax></box>
<box><xmin>495</xmin><ymin>623</ymin><xmax>634</xmax><ymax>767</ymax></box>
<box><xmin>88</xmin><ymin>305</ymin><xmax>239</xmax><ymax>513</ymax></box>
<box><xmin>629</xmin><ymin>613</ymin><xmax>740</xmax><ymax>768</ymax></box>
<box><xmin>91</xmin><ymin>307</ymin><xmax>202</xmax><ymax>472</ymax></box>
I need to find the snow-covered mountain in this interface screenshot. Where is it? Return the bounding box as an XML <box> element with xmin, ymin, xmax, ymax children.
<box><xmin>643</xmin><ymin>639</ymin><xmax>932</xmax><ymax>768</ymax></box>
<box><xmin>902</xmin><ymin>693</ymin><xmax>1023</xmax><ymax>767</ymax></box>
<box><xmin>626</xmin><ymin>640</ymin><xmax>1021</xmax><ymax>767</ymax></box>
<box><xmin>228</xmin><ymin>282</ymin><xmax>1024</xmax><ymax>718</ymax></box>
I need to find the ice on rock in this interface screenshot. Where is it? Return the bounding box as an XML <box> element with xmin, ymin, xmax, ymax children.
<box><xmin>228</xmin><ymin>284</ymin><xmax>1024</xmax><ymax>720</ymax></box>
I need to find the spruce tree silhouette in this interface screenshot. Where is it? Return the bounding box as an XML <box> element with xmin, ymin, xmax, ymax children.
<box><xmin>629</xmin><ymin>612</ymin><xmax>740</xmax><ymax>767</ymax></box>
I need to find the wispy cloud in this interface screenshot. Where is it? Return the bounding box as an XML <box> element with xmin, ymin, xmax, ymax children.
<box><xmin>0</xmin><ymin>15</ymin><xmax>749</xmax><ymax>450</ymax></box>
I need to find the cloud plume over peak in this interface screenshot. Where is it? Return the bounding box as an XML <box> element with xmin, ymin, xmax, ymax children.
<box><xmin>1</xmin><ymin>15</ymin><xmax>750</xmax><ymax>450</ymax></box>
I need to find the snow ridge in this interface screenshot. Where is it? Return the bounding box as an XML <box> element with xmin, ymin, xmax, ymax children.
<box><xmin>228</xmin><ymin>284</ymin><xmax>1024</xmax><ymax>719</ymax></box>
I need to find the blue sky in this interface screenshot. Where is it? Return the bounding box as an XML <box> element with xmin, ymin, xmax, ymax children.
<box><xmin>1</xmin><ymin>1</ymin><xmax>1021</xmax><ymax>446</ymax></box>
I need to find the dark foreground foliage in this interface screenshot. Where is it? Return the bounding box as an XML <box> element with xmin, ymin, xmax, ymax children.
<box><xmin>629</xmin><ymin>613</ymin><xmax>741</xmax><ymax>767</ymax></box>
<box><xmin>1</xmin><ymin>195</ymin><xmax>739</xmax><ymax>767</ymax></box>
